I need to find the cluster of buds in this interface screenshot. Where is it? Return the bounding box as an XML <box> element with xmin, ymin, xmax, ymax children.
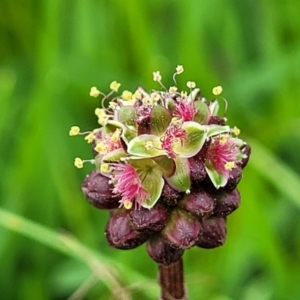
<box><xmin>70</xmin><ymin>66</ymin><xmax>251</xmax><ymax>265</ymax></box>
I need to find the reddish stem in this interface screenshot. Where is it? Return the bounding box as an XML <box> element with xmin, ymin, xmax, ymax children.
<box><xmin>158</xmin><ymin>258</ymin><xmax>187</xmax><ymax>300</ymax></box>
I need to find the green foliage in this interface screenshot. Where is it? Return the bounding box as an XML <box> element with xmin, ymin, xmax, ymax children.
<box><xmin>1</xmin><ymin>0</ymin><xmax>300</xmax><ymax>299</ymax></box>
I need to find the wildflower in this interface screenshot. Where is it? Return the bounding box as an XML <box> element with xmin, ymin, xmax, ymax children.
<box><xmin>111</xmin><ymin>163</ymin><xmax>150</xmax><ymax>208</ymax></box>
<box><xmin>175</xmin><ymin>99</ymin><xmax>196</xmax><ymax>121</ymax></box>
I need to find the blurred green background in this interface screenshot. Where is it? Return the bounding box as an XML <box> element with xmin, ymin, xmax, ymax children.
<box><xmin>1</xmin><ymin>1</ymin><xmax>300</xmax><ymax>299</ymax></box>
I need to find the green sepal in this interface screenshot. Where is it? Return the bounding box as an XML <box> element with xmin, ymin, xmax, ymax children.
<box><xmin>102</xmin><ymin>148</ymin><xmax>127</xmax><ymax>162</ymax></box>
<box><xmin>118</xmin><ymin>106</ymin><xmax>137</xmax><ymax>127</ymax></box>
<box><xmin>121</xmin><ymin>125</ymin><xmax>137</xmax><ymax>144</ymax></box>
<box><xmin>193</xmin><ymin>100</ymin><xmax>210</xmax><ymax>124</ymax></box>
<box><xmin>209</xmin><ymin>99</ymin><xmax>219</xmax><ymax>116</ymax></box>
<box><xmin>130</xmin><ymin>159</ymin><xmax>164</xmax><ymax>209</ymax></box>
<box><xmin>206</xmin><ymin>125</ymin><xmax>230</xmax><ymax>137</ymax></box>
<box><xmin>165</xmin><ymin>157</ymin><xmax>191</xmax><ymax>192</ymax></box>
<box><xmin>172</xmin><ymin>121</ymin><xmax>207</xmax><ymax>158</ymax></box>
<box><xmin>127</xmin><ymin>134</ymin><xmax>166</xmax><ymax>158</ymax></box>
<box><xmin>150</xmin><ymin>105</ymin><xmax>172</xmax><ymax>136</ymax></box>
<box><xmin>152</xmin><ymin>155</ymin><xmax>175</xmax><ymax>177</ymax></box>
<box><xmin>205</xmin><ymin>162</ymin><xmax>227</xmax><ymax>189</ymax></box>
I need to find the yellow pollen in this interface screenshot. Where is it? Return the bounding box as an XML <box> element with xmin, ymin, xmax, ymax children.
<box><xmin>111</xmin><ymin>129</ymin><xmax>121</xmax><ymax>142</ymax></box>
<box><xmin>212</xmin><ymin>86</ymin><xmax>223</xmax><ymax>96</ymax></box>
<box><xmin>90</xmin><ymin>87</ymin><xmax>100</xmax><ymax>97</ymax></box>
<box><xmin>225</xmin><ymin>161</ymin><xmax>235</xmax><ymax>170</ymax></box>
<box><xmin>69</xmin><ymin>126</ymin><xmax>80</xmax><ymax>136</ymax></box>
<box><xmin>145</xmin><ymin>141</ymin><xmax>154</xmax><ymax>150</ymax></box>
<box><xmin>74</xmin><ymin>157</ymin><xmax>83</xmax><ymax>168</ymax></box>
<box><xmin>219</xmin><ymin>135</ymin><xmax>228</xmax><ymax>145</ymax></box>
<box><xmin>100</xmin><ymin>163</ymin><xmax>109</xmax><ymax>173</ymax></box>
<box><xmin>153</xmin><ymin>71</ymin><xmax>162</xmax><ymax>82</ymax></box>
<box><xmin>94</xmin><ymin>142</ymin><xmax>108</xmax><ymax>154</ymax></box>
<box><xmin>187</xmin><ymin>81</ymin><xmax>196</xmax><ymax>89</ymax></box>
<box><xmin>150</xmin><ymin>92</ymin><xmax>161</xmax><ymax>101</ymax></box>
<box><xmin>232</xmin><ymin>126</ymin><xmax>240</xmax><ymax>136</ymax></box>
<box><xmin>176</xmin><ymin>65</ymin><xmax>184</xmax><ymax>74</ymax></box>
<box><xmin>122</xmin><ymin>90</ymin><xmax>133</xmax><ymax>100</ymax></box>
<box><xmin>133</xmin><ymin>90</ymin><xmax>142</xmax><ymax>100</ymax></box>
<box><xmin>109</xmin><ymin>102</ymin><xmax>118</xmax><ymax>110</ymax></box>
<box><xmin>124</xmin><ymin>200</ymin><xmax>133</xmax><ymax>210</ymax></box>
<box><xmin>84</xmin><ymin>132</ymin><xmax>96</xmax><ymax>143</ymax></box>
<box><xmin>143</xmin><ymin>97</ymin><xmax>153</xmax><ymax>106</ymax></box>
<box><xmin>110</xmin><ymin>81</ymin><xmax>121</xmax><ymax>92</ymax></box>
<box><xmin>95</xmin><ymin>108</ymin><xmax>106</xmax><ymax>117</ymax></box>
<box><xmin>98</xmin><ymin>115</ymin><xmax>109</xmax><ymax>126</ymax></box>
<box><xmin>169</xmin><ymin>86</ymin><xmax>178</xmax><ymax>93</ymax></box>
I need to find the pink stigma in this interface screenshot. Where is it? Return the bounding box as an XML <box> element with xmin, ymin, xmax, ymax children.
<box><xmin>161</xmin><ymin>124</ymin><xmax>187</xmax><ymax>158</ymax></box>
<box><xmin>206</xmin><ymin>136</ymin><xmax>240</xmax><ymax>178</ymax></box>
<box><xmin>111</xmin><ymin>163</ymin><xmax>150</xmax><ymax>208</ymax></box>
<box><xmin>175</xmin><ymin>99</ymin><xmax>196</xmax><ymax>121</ymax></box>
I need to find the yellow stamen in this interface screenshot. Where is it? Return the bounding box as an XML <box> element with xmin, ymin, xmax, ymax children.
<box><xmin>74</xmin><ymin>157</ymin><xmax>83</xmax><ymax>168</ymax></box>
<box><xmin>153</xmin><ymin>71</ymin><xmax>162</xmax><ymax>82</ymax></box>
<box><xmin>69</xmin><ymin>126</ymin><xmax>80</xmax><ymax>136</ymax></box>
<box><xmin>169</xmin><ymin>86</ymin><xmax>178</xmax><ymax>93</ymax></box>
<box><xmin>142</xmin><ymin>97</ymin><xmax>153</xmax><ymax>106</ymax></box>
<box><xmin>94</xmin><ymin>142</ymin><xmax>108</xmax><ymax>154</ymax></box>
<box><xmin>212</xmin><ymin>86</ymin><xmax>223</xmax><ymax>96</ymax></box>
<box><xmin>95</xmin><ymin>108</ymin><xmax>106</xmax><ymax>117</ymax></box>
<box><xmin>187</xmin><ymin>81</ymin><xmax>196</xmax><ymax>89</ymax></box>
<box><xmin>124</xmin><ymin>200</ymin><xmax>133</xmax><ymax>210</ymax></box>
<box><xmin>122</xmin><ymin>90</ymin><xmax>133</xmax><ymax>100</ymax></box>
<box><xmin>111</xmin><ymin>129</ymin><xmax>121</xmax><ymax>142</ymax></box>
<box><xmin>225</xmin><ymin>161</ymin><xmax>235</xmax><ymax>170</ymax></box>
<box><xmin>90</xmin><ymin>87</ymin><xmax>100</xmax><ymax>97</ymax></box>
<box><xmin>98</xmin><ymin>115</ymin><xmax>109</xmax><ymax>126</ymax></box>
<box><xmin>100</xmin><ymin>163</ymin><xmax>109</xmax><ymax>173</ymax></box>
<box><xmin>84</xmin><ymin>132</ymin><xmax>96</xmax><ymax>143</ymax></box>
<box><xmin>150</xmin><ymin>92</ymin><xmax>161</xmax><ymax>101</ymax></box>
<box><xmin>110</xmin><ymin>81</ymin><xmax>121</xmax><ymax>92</ymax></box>
<box><xmin>219</xmin><ymin>135</ymin><xmax>228</xmax><ymax>145</ymax></box>
<box><xmin>176</xmin><ymin>65</ymin><xmax>184</xmax><ymax>74</ymax></box>
<box><xmin>133</xmin><ymin>90</ymin><xmax>142</xmax><ymax>100</ymax></box>
<box><xmin>145</xmin><ymin>141</ymin><xmax>154</xmax><ymax>150</ymax></box>
<box><xmin>232</xmin><ymin>126</ymin><xmax>240</xmax><ymax>136</ymax></box>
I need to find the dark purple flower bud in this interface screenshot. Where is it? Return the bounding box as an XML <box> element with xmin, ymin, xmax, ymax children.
<box><xmin>239</xmin><ymin>143</ymin><xmax>251</xmax><ymax>168</ymax></box>
<box><xmin>160</xmin><ymin>182</ymin><xmax>184</xmax><ymax>206</ymax></box>
<box><xmin>147</xmin><ymin>234</ymin><xmax>184</xmax><ymax>265</ymax></box>
<box><xmin>223</xmin><ymin>166</ymin><xmax>242</xmax><ymax>192</ymax></box>
<box><xmin>179</xmin><ymin>191</ymin><xmax>215</xmax><ymax>219</ymax></box>
<box><xmin>208</xmin><ymin>116</ymin><xmax>226</xmax><ymax>126</ymax></box>
<box><xmin>105</xmin><ymin>210</ymin><xmax>149</xmax><ymax>250</ymax></box>
<box><xmin>129</xmin><ymin>203</ymin><xmax>170</xmax><ymax>232</ymax></box>
<box><xmin>213</xmin><ymin>189</ymin><xmax>241</xmax><ymax>217</ymax></box>
<box><xmin>188</xmin><ymin>157</ymin><xmax>206</xmax><ymax>185</ymax></box>
<box><xmin>196</xmin><ymin>217</ymin><xmax>226</xmax><ymax>249</ymax></box>
<box><xmin>162</xmin><ymin>209</ymin><xmax>201</xmax><ymax>249</ymax></box>
<box><xmin>81</xmin><ymin>170</ymin><xmax>120</xmax><ymax>209</ymax></box>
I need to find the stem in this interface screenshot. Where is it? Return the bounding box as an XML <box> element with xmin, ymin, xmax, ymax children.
<box><xmin>158</xmin><ymin>258</ymin><xmax>187</xmax><ymax>300</ymax></box>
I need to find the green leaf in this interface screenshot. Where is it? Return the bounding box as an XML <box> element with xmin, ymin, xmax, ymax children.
<box><xmin>150</xmin><ymin>105</ymin><xmax>172</xmax><ymax>136</ymax></box>
<box><xmin>165</xmin><ymin>157</ymin><xmax>191</xmax><ymax>192</ymax></box>
<box><xmin>193</xmin><ymin>100</ymin><xmax>210</xmax><ymax>124</ymax></box>
<box><xmin>205</xmin><ymin>162</ymin><xmax>227</xmax><ymax>188</ymax></box>
<box><xmin>127</xmin><ymin>134</ymin><xmax>166</xmax><ymax>158</ymax></box>
<box><xmin>118</xmin><ymin>106</ymin><xmax>137</xmax><ymax>126</ymax></box>
<box><xmin>172</xmin><ymin>121</ymin><xmax>207</xmax><ymax>158</ymax></box>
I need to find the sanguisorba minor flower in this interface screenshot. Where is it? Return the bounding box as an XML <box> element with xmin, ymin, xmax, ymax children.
<box><xmin>70</xmin><ymin>65</ymin><xmax>251</xmax><ymax>264</ymax></box>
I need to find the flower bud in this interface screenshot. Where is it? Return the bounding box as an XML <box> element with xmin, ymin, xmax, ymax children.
<box><xmin>147</xmin><ymin>234</ymin><xmax>184</xmax><ymax>265</ymax></box>
<box><xmin>179</xmin><ymin>191</ymin><xmax>215</xmax><ymax>219</ymax></box>
<box><xmin>188</xmin><ymin>157</ymin><xmax>206</xmax><ymax>186</ymax></box>
<box><xmin>223</xmin><ymin>166</ymin><xmax>242</xmax><ymax>192</ymax></box>
<box><xmin>239</xmin><ymin>143</ymin><xmax>251</xmax><ymax>168</ymax></box>
<box><xmin>213</xmin><ymin>189</ymin><xmax>240</xmax><ymax>217</ymax></box>
<box><xmin>105</xmin><ymin>210</ymin><xmax>149</xmax><ymax>249</ymax></box>
<box><xmin>129</xmin><ymin>203</ymin><xmax>170</xmax><ymax>232</ymax></box>
<box><xmin>81</xmin><ymin>170</ymin><xmax>121</xmax><ymax>209</ymax></box>
<box><xmin>162</xmin><ymin>209</ymin><xmax>201</xmax><ymax>249</ymax></box>
<box><xmin>196</xmin><ymin>217</ymin><xmax>226</xmax><ymax>249</ymax></box>
<box><xmin>160</xmin><ymin>182</ymin><xmax>184</xmax><ymax>207</ymax></box>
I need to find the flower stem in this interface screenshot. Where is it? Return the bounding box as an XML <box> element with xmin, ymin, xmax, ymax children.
<box><xmin>158</xmin><ymin>258</ymin><xmax>187</xmax><ymax>300</ymax></box>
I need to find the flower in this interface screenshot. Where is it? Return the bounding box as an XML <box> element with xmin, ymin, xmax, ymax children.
<box><xmin>206</xmin><ymin>135</ymin><xmax>241</xmax><ymax>178</ymax></box>
<box><xmin>73</xmin><ymin>65</ymin><xmax>251</xmax><ymax>261</ymax></box>
<box><xmin>111</xmin><ymin>163</ymin><xmax>150</xmax><ymax>209</ymax></box>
